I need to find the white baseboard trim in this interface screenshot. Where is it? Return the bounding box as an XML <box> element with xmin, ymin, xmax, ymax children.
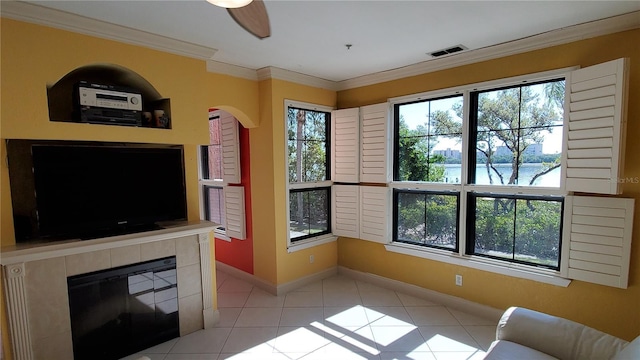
<box><xmin>338</xmin><ymin>266</ymin><xmax>504</xmax><ymax>322</ymax></box>
<box><xmin>215</xmin><ymin>261</ymin><xmax>278</xmax><ymax>294</ymax></box>
<box><xmin>204</xmin><ymin>308</ymin><xmax>219</xmax><ymax>329</ymax></box>
<box><xmin>214</xmin><ymin>261</ymin><xmax>338</xmax><ymax>296</ymax></box>
<box><xmin>275</xmin><ymin>266</ymin><xmax>338</xmax><ymax>295</ymax></box>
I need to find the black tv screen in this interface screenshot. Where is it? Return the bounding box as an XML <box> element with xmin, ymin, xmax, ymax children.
<box><xmin>9</xmin><ymin>141</ymin><xmax>187</xmax><ymax>240</ymax></box>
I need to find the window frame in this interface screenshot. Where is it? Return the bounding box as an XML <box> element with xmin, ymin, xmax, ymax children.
<box><xmin>387</xmin><ymin>67</ymin><xmax>575</xmax><ymax>284</ymax></box>
<box><xmin>284</xmin><ymin>100</ymin><xmax>336</xmax><ymax>250</ymax></box>
<box><xmin>198</xmin><ymin>110</ymin><xmax>229</xmax><ymax>241</ymax></box>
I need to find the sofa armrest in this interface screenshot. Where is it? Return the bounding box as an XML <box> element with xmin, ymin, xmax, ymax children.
<box><xmin>497</xmin><ymin>307</ymin><xmax>627</xmax><ymax>360</ymax></box>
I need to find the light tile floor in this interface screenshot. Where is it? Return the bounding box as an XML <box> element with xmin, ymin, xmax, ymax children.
<box><xmin>122</xmin><ymin>270</ymin><xmax>497</xmax><ymax>360</ymax></box>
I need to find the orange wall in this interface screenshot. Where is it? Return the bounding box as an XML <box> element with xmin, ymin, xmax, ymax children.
<box><xmin>336</xmin><ymin>29</ymin><xmax>640</xmax><ymax>341</ymax></box>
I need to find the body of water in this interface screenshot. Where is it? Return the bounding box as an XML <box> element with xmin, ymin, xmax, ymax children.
<box><xmin>442</xmin><ymin>163</ymin><xmax>560</xmax><ymax>187</ymax></box>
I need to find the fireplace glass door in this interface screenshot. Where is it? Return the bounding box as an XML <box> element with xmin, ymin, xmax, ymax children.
<box><xmin>67</xmin><ymin>256</ymin><xmax>179</xmax><ymax>360</ymax></box>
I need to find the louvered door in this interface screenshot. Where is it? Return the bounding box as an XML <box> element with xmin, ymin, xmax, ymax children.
<box><xmin>564</xmin><ymin>58</ymin><xmax>629</xmax><ymax>194</ymax></box>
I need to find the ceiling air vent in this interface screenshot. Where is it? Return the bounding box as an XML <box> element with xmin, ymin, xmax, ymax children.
<box><xmin>430</xmin><ymin>45</ymin><xmax>468</xmax><ymax>58</ymax></box>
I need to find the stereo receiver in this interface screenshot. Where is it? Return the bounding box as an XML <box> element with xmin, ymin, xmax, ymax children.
<box><xmin>75</xmin><ymin>82</ymin><xmax>143</xmax><ymax>126</ymax></box>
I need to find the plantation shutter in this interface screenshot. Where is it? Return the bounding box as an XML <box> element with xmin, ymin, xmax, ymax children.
<box><xmin>564</xmin><ymin>58</ymin><xmax>629</xmax><ymax>194</ymax></box>
<box><xmin>561</xmin><ymin>195</ymin><xmax>634</xmax><ymax>288</ymax></box>
<box><xmin>221</xmin><ymin>111</ymin><xmax>241</xmax><ymax>184</ymax></box>
<box><xmin>359</xmin><ymin>186</ymin><xmax>391</xmax><ymax>244</ymax></box>
<box><xmin>332</xmin><ymin>185</ymin><xmax>360</xmax><ymax>238</ymax></box>
<box><xmin>331</xmin><ymin>108</ymin><xmax>360</xmax><ymax>183</ymax></box>
<box><xmin>360</xmin><ymin>103</ymin><xmax>391</xmax><ymax>183</ymax></box>
<box><xmin>224</xmin><ymin>186</ymin><xmax>246</xmax><ymax>240</ymax></box>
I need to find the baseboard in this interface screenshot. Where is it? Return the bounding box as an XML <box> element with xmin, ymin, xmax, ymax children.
<box><xmin>215</xmin><ymin>261</ymin><xmax>338</xmax><ymax>296</ymax></box>
<box><xmin>275</xmin><ymin>266</ymin><xmax>338</xmax><ymax>295</ymax></box>
<box><xmin>338</xmin><ymin>266</ymin><xmax>504</xmax><ymax>322</ymax></box>
<box><xmin>215</xmin><ymin>261</ymin><xmax>278</xmax><ymax>294</ymax></box>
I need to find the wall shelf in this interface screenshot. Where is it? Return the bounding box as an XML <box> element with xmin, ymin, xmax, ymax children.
<box><xmin>47</xmin><ymin>63</ymin><xmax>172</xmax><ymax>129</ymax></box>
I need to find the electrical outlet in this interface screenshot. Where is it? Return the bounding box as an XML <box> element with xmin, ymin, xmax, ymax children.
<box><xmin>455</xmin><ymin>274</ymin><xmax>463</xmax><ymax>286</ymax></box>
<box><xmin>310</xmin><ymin>255</ymin><xmax>315</xmax><ymax>264</ymax></box>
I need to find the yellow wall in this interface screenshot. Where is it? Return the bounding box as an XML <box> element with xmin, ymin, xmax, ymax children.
<box><xmin>250</xmin><ymin>79</ymin><xmax>338</xmax><ymax>285</ymax></box>
<box><xmin>0</xmin><ymin>19</ymin><xmax>262</xmax><ymax>359</ymax></box>
<box><xmin>336</xmin><ymin>29</ymin><xmax>640</xmax><ymax>341</ymax></box>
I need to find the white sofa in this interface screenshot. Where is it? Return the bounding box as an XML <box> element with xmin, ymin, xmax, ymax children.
<box><xmin>484</xmin><ymin>307</ymin><xmax>640</xmax><ymax>360</ymax></box>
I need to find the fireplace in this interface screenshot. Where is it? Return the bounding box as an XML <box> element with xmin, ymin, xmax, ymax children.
<box><xmin>1</xmin><ymin>222</ymin><xmax>218</xmax><ymax>360</ymax></box>
<box><xmin>67</xmin><ymin>257</ymin><xmax>179</xmax><ymax>360</ymax></box>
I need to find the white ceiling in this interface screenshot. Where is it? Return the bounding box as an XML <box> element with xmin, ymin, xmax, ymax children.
<box><xmin>13</xmin><ymin>1</ymin><xmax>640</xmax><ymax>82</ymax></box>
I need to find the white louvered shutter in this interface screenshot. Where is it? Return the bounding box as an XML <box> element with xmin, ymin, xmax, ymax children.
<box><xmin>221</xmin><ymin>111</ymin><xmax>241</xmax><ymax>184</ymax></box>
<box><xmin>331</xmin><ymin>108</ymin><xmax>360</xmax><ymax>183</ymax></box>
<box><xmin>561</xmin><ymin>195</ymin><xmax>634</xmax><ymax>288</ymax></box>
<box><xmin>564</xmin><ymin>58</ymin><xmax>629</xmax><ymax>194</ymax></box>
<box><xmin>360</xmin><ymin>103</ymin><xmax>391</xmax><ymax>183</ymax></box>
<box><xmin>359</xmin><ymin>186</ymin><xmax>391</xmax><ymax>244</ymax></box>
<box><xmin>332</xmin><ymin>185</ymin><xmax>360</xmax><ymax>238</ymax></box>
<box><xmin>224</xmin><ymin>186</ymin><xmax>246</xmax><ymax>240</ymax></box>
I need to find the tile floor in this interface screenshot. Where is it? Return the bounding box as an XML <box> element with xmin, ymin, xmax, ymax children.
<box><xmin>122</xmin><ymin>270</ymin><xmax>497</xmax><ymax>360</ymax></box>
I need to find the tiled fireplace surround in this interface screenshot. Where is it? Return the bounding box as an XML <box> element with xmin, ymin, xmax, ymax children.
<box><xmin>1</xmin><ymin>221</ymin><xmax>218</xmax><ymax>360</ymax></box>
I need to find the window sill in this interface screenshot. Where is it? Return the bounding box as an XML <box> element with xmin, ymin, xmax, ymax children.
<box><xmin>214</xmin><ymin>229</ymin><xmax>231</xmax><ymax>242</ymax></box>
<box><xmin>288</xmin><ymin>234</ymin><xmax>337</xmax><ymax>253</ymax></box>
<box><xmin>385</xmin><ymin>242</ymin><xmax>571</xmax><ymax>287</ymax></box>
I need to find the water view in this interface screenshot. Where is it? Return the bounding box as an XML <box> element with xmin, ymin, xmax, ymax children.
<box><xmin>442</xmin><ymin>163</ymin><xmax>561</xmax><ymax>187</ymax></box>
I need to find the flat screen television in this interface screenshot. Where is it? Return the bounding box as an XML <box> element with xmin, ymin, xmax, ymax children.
<box><xmin>7</xmin><ymin>140</ymin><xmax>187</xmax><ymax>241</ymax></box>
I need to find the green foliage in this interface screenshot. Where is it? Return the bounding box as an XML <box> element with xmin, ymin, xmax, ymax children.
<box><xmin>287</xmin><ymin>108</ymin><xmax>328</xmax><ymax>183</ymax></box>
<box><xmin>396</xmin><ymin>115</ymin><xmax>448</xmax><ymax>182</ymax></box>
<box><xmin>473</xmin><ymin>197</ymin><xmax>561</xmax><ymax>267</ymax></box>
<box><xmin>397</xmin><ymin>192</ymin><xmax>458</xmax><ymax>249</ymax></box>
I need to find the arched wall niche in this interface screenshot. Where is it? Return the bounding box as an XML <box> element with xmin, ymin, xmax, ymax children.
<box><xmin>47</xmin><ymin>63</ymin><xmax>171</xmax><ymax>128</ymax></box>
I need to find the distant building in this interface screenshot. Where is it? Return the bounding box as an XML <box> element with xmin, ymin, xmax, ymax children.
<box><xmin>433</xmin><ymin>148</ymin><xmax>462</xmax><ymax>160</ymax></box>
<box><xmin>494</xmin><ymin>143</ymin><xmax>543</xmax><ymax>157</ymax></box>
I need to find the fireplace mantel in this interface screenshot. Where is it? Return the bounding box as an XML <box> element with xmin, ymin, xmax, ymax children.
<box><xmin>1</xmin><ymin>221</ymin><xmax>218</xmax><ymax>360</ymax></box>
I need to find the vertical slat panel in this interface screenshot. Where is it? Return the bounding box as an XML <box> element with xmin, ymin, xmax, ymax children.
<box><xmin>220</xmin><ymin>112</ymin><xmax>241</xmax><ymax>184</ymax></box>
<box><xmin>561</xmin><ymin>195</ymin><xmax>634</xmax><ymax>288</ymax></box>
<box><xmin>563</xmin><ymin>58</ymin><xmax>629</xmax><ymax>194</ymax></box>
<box><xmin>224</xmin><ymin>186</ymin><xmax>246</xmax><ymax>240</ymax></box>
<box><xmin>360</xmin><ymin>103</ymin><xmax>391</xmax><ymax>183</ymax></box>
<box><xmin>331</xmin><ymin>108</ymin><xmax>360</xmax><ymax>183</ymax></box>
<box><xmin>332</xmin><ymin>185</ymin><xmax>360</xmax><ymax>238</ymax></box>
<box><xmin>359</xmin><ymin>186</ymin><xmax>391</xmax><ymax>244</ymax></box>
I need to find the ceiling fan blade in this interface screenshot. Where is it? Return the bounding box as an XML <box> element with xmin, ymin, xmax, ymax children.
<box><xmin>227</xmin><ymin>0</ymin><xmax>270</xmax><ymax>39</ymax></box>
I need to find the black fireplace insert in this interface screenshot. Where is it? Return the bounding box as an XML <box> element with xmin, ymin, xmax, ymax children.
<box><xmin>67</xmin><ymin>256</ymin><xmax>179</xmax><ymax>360</ymax></box>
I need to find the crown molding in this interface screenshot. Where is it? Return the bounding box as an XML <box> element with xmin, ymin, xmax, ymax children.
<box><xmin>336</xmin><ymin>11</ymin><xmax>640</xmax><ymax>91</ymax></box>
<box><xmin>0</xmin><ymin>0</ymin><xmax>217</xmax><ymax>60</ymax></box>
<box><xmin>206</xmin><ymin>60</ymin><xmax>258</xmax><ymax>81</ymax></box>
<box><xmin>3</xmin><ymin>1</ymin><xmax>637</xmax><ymax>92</ymax></box>
<box><xmin>256</xmin><ymin>67</ymin><xmax>338</xmax><ymax>91</ymax></box>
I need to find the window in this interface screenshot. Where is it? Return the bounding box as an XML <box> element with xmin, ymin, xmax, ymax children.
<box><xmin>199</xmin><ymin>110</ymin><xmax>245</xmax><ymax>240</ymax></box>
<box><xmin>286</xmin><ymin>101</ymin><xmax>332</xmax><ymax>243</ymax></box>
<box><xmin>391</xmin><ymin>77</ymin><xmax>566</xmax><ymax>270</ymax></box>
<box><xmin>467</xmin><ymin>193</ymin><xmax>563</xmax><ymax>269</ymax></box>
<box><xmin>394</xmin><ymin>95</ymin><xmax>463</xmax><ymax>184</ymax></box>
